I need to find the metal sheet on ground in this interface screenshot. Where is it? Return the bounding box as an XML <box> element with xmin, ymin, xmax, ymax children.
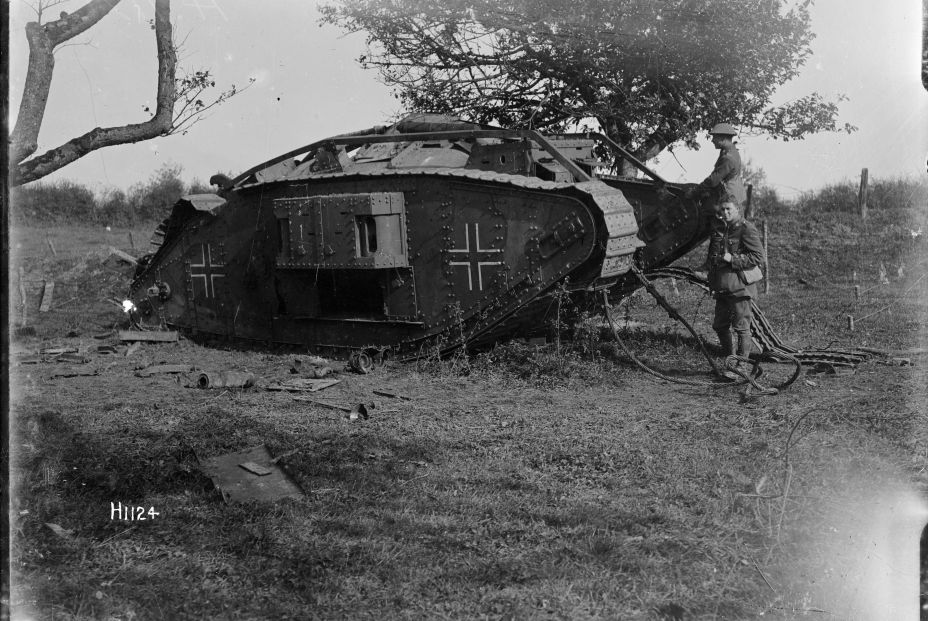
<box><xmin>118</xmin><ymin>330</ymin><xmax>179</xmax><ymax>342</ymax></box>
<box><xmin>198</xmin><ymin>445</ymin><xmax>303</xmax><ymax>504</ymax></box>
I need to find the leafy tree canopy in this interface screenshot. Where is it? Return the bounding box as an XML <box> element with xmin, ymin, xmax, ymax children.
<box><xmin>321</xmin><ymin>0</ymin><xmax>855</xmax><ymax>170</ymax></box>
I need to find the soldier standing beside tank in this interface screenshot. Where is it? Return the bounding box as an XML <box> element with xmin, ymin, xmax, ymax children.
<box><xmin>707</xmin><ymin>201</ymin><xmax>765</xmax><ymax>378</ymax></box>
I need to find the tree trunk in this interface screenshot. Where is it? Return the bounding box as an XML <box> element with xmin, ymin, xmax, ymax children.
<box><xmin>10</xmin><ymin>0</ymin><xmax>123</xmax><ymax>166</ymax></box>
<box><xmin>11</xmin><ymin>0</ymin><xmax>178</xmax><ymax>186</ymax></box>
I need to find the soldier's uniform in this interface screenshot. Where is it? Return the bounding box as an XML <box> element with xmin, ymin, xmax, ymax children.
<box><xmin>696</xmin><ymin>123</ymin><xmax>747</xmax><ymax>271</ymax></box>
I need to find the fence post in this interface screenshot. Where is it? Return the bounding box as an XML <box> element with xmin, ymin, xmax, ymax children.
<box><xmin>762</xmin><ymin>219</ymin><xmax>770</xmax><ymax>294</ymax></box>
<box><xmin>18</xmin><ymin>267</ymin><xmax>27</xmax><ymax>327</ymax></box>
<box><xmin>744</xmin><ymin>183</ymin><xmax>753</xmax><ymax>219</ymax></box>
<box><xmin>858</xmin><ymin>167</ymin><xmax>869</xmax><ymax>219</ymax></box>
<box><xmin>129</xmin><ymin>231</ymin><xmax>135</xmax><ymax>251</ymax></box>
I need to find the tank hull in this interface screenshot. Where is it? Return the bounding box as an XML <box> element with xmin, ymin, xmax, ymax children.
<box><xmin>128</xmin><ymin>116</ymin><xmax>707</xmax><ymax>357</ymax></box>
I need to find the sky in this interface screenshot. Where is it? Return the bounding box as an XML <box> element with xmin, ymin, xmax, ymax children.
<box><xmin>8</xmin><ymin>0</ymin><xmax>928</xmax><ymax>198</ymax></box>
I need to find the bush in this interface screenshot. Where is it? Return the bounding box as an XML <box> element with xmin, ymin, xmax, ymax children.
<box><xmin>10</xmin><ymin>163</ymin><xmax>218</xmax><ymax>226</ymax></box>
<box><xmin>10</xmin><ymin>180</ymin><xmax>97</xmax><ymax>223</ymax></box>
<box><xmin>129</xmin><ymin>163</ymin><xmax>187</xmax><ymax>221</ymax></box>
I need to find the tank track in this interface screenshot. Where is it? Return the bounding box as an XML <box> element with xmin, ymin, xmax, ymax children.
<box><xmin>640</xmin><ymin>267</ymin><xmax>872</xmax><ymax>367</ymax></box>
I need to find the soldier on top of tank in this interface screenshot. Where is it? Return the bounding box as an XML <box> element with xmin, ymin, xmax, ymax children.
<box><xmin>686</xmin><ymin>123</ymin><xmax>747</xmax><ymax>213</ymax></box>
<box><xmin>687</xmin><ymin>123</ymin><xmax>748</xmax><ymax>274</ymax></box>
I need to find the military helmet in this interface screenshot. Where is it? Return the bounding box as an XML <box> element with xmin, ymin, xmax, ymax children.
<box><xmin>709</xmin><ymin>123</ymin><xmax>738</xmax><ymax>136</ymax></box>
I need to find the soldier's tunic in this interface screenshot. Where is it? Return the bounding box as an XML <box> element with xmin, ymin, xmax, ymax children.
<box><xmin>698</xmin><ymin>145</ymin><xmax>747</xmax><ymax>207</ymax></box>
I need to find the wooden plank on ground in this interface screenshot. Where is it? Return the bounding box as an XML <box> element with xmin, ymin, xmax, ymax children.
<box><xmin>134</xmin><ymin>363</ymin><xmax>193</xmax><ymax>377</ymax></box>
<box><xmin>109</xmin><ymin>247</ymin><xmax>138</xmax><ymax>265</ymax></box>
<box><xmin>118</xmin><ymin>330</ymin><xmax>179</xmax><ymax>342</ymax></box>
<box><xmin>265</xmin><ymin>378</ymin><xmax>341</xmax><ymax>392</ymax></box>
<box><xmin>39</xmin><ymin>281</ymin><xmax>55</xmax><ymax>312</ymax></box>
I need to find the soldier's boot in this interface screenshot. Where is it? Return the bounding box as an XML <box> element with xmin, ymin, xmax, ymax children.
<box><xmin>716</xmin><ymin>331</ymin><xmax>738</xmax><ymax>379</ymax></box>
<box><xmin>734</xmin><ymin>331</ymin><xmax>754</xmax><ymax>378</ymax></box>
<box><xmin>716</xmin><ymin>330</ymin><xmax>734</xmax><ymax>358</ymax></box>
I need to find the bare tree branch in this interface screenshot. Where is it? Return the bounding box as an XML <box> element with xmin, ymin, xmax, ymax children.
<box><xmin>12</xmin><ymin>0</ymin><xmax>176</xmax><ymax>186</ymax></box>
<box><xmin>11</xmin><ymin>0</ymin><xmax>122</xmax><ymax>166</ymax></box>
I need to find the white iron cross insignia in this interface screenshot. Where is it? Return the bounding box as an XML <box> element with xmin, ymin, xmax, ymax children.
<box><xmin>449</xmin><ymin>222</ymin><xmax>503</xmax><ymax>291</ymax></box>
<box><xmin>188</xmin><ymin>243</ymin><xmax>225</xmax><ymax>298</ymax></box>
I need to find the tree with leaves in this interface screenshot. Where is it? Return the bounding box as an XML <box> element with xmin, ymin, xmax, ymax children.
<box><xmin>321</xmin><ymin>0</ymin><xmax>855</xmax><ymax>174</ymax></box>
<box><xmin>9</xmin><ymin>0</ymin><xmax>249</xmax><ymax>186</ymax></box>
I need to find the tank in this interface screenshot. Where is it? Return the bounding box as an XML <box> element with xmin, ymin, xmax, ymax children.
<box><xmin>127</xmin><ymin>114</ymin><xmax>711</xmax><ymax>358</ymax></box>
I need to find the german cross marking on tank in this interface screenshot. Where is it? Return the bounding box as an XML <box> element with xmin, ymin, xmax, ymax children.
<box><xmin>448</xmin><ymin>222</ymin><xmax>503</xmax><ymax>291</ymax></box>
<box><xmin>189</xmin><ymin>243</ymin><xmax>225</xmax><ymax>299</ymax></box>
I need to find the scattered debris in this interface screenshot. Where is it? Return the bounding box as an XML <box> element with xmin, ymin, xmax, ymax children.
<box><xmin>372</xmin><ymin>389</ymin><xmax>411</xmax><ymax>401</ymax></box>
<box><xmin>38</xmin><ymin>281</ymin><xmax>55</xmax><ymax>313</ymax></box>
<box><xmin>44</xmin><ymin>523</ymin><xmax>74</xmax><ymax>540</ymax></box>
<box><xmin>348</xmin><ymin>350</ymin><xmax>374</xmax><ymax>374</ymax></box>
<box><xmin>806</xmin><ymin>362</ymin><xmax>856</xmax><ymax>376</ymax></box>
<box><xmin>97</xmin><ymin>345</ymin><xmax>120</xmax><ymax>355</ymax></box>
<box><xmin>50</xmin><ymin>369</ymin><xmax>99</xmax><ymax>379</ymax></box>
<box><xmin>15</xmin><ymin>326</ymin><xmax>37</xmax><ymax>337</ymax></box>
<box><xmin>66</xmin><ymin>330</ymin><xmax>81</xmax><ymax>338</ymax></box>
<box><xmin>858</xmin><ymin>346</ymin><xmax>928</xmax><ymax>357</ymax></box>
<box><xmin>15</xmin><ymin>355</ymin><xmax>43</xmax><ymax>365</ymax></box>
<box><xmin>198</xmin><ymin>445</ymin><xmax>303</xmax><ymax>504</ymax></box>
<box><xmin>292</xmin><ymin>397</ymin><xmax>353</xmax><ymax>412</ymax></box>
<box><xmin>125</xmin><ymin>342</ymin><xmax>141</xmax><ymax>357</ymax></box>
<box><xmin>135</xmin><ymin>364</ymin><xmax>193</xmax><ymax>377</ymax></box>
<box><xmin>888</xmin><ymin>357</ymin><xmax>912</xmax><ymax>367</ymax></box>
<box><xmin>238</xmin><ymin>462</ymin><xmax>273</xmax><ymax>476</ymax></box>
<box><xmin>270</xmin><ymin>448</ymin><xmax>300</xmax><ymax>464</ymax></box>
<box><xmin>93</xmin><ymin>331</ymin><xmax>115</xmax><ymax>340</ymax></box>
<box><xmin>40</xmin><ymin>346</ymin><xmax>78</xmax><ymax>356</ymax></box>
<box><xmin>109</xmin><ymin>247</ymin><xmax>138</xmax><ymax>266</ymax></box>
<box><xmin>292</xmin><ymin>397</ymin><xmax>376</xmax><ymax>421</ymax></box>
<box><xmin>266</xmin><ymin>378</ymin><xmax>341</xmax><ymax>393</ymax></box>
<box><xmin>290</xmin><ymin>356</ymin><xmax>334</xmax><ymax>378</ymax></box>
<box><xmin>118</xmin><ymin>330</ymin><xmax>178</xmax><ymax>343</ymax></box>
<box><xmin>190</xmin><ymin>370</ymin><xmax>256</xmax><ymax>389</ymax></box>
<box><xmin>347</xmin><ymin>403</ymin><xmax>372</xmax><ymax>421</ymax></box>
<box><xmin>56</xmin><ymin>353</ymin><xmax>90</xmax><ymax>364</ymax></box>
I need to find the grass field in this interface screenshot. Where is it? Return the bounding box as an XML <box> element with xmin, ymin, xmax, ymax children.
<box><xmin>6</xmin><ymin>207</ymin><xmax>928</xmax><ymax>620</ymax></box>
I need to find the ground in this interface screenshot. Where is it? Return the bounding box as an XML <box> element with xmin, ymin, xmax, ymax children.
<box><xmin>6</xmin><ymin>221</ymin><xmax>928</xmax><ymax>620</ymax></box>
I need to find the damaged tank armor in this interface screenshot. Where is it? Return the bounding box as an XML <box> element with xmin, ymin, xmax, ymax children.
<box><xmin>128</xmin><ymin>114</ymin><xmax>714</xmax><ymax>358</ymax></box>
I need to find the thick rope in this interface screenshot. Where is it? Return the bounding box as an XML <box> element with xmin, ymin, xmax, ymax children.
<box><xmin>602</xmin><ymin>268</ymin><xmax>803</xmax><ymax>397</ymax></box>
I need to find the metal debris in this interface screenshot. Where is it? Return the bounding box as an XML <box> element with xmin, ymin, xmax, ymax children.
<box><xmin>44</xmin><ymin>523</ymin><xmax>74</xmax><ymax>539</ymax></box>
<box><xmin>348</xmin><ymin>351</ymin><xmax>375</xmax><ymax>374</ymax></box>
<box><xmin>117</xmin><ymin>330</ymin><xmax>178</xmax><ymax>343</ymax></box>
<box><xmin>291</xmin><ymin>397</ymin><xmax>353</xmax><ymax>412</ymax></box>
<box><xmin>40</xmin><ymin>347</ymin><xmax>78</xmax><ymax>355</ymax></box>
<box><xmin>372</xmin><ymin>389</ymin><xmax>411</xmax><ymax>401</ymax></box>
<box><xmin>290</xmin><ymin>357</ymin><xmax>334</xmax><ymax>378</ymax></box>
<box><xmin>55</xmin><ymin>353</ymin><xmax>90</xmax><ymax>364</ymax></box>
<box><xmin>292</xmin><ymin>398</ymin><xmax>375</xmax><ymax>420</ymax></box>
<box><xmin>50</xmin><ymin>369</ymin><xmax>99</xmax><ymax>378</ymax></box>
<box><xmin>198</xmin><ymin>445</ymin><xmax>303</xmax><ymax>504</ymax></box>
<box><xmin>238</xmin><ymin>462</ymin><xmax>273</xmax><ymax>476</ymax></box>
<box><xmin>190</xmin><ymin>370</ymin><xmax>256</xmax><ymax>389</ymax></box>
<box><xmin>135</xmin><ymin>364</ymin><xmax>193</xmax><ymax>377</ymax></box>
<box><xmin>265</xmin><ymin>378</ymin><xmax>341</xmax><ymax>393</ymax></box>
